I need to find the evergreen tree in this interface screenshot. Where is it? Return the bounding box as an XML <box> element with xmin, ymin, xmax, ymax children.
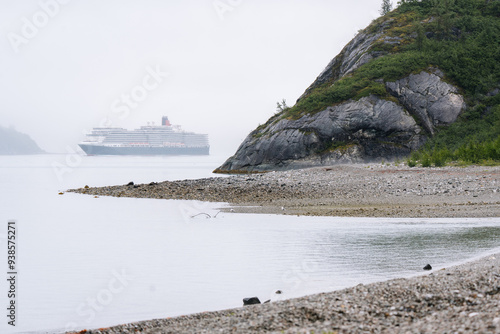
<box><xmin>380</xmin><ymin>0</ymin><xmax>393</xmax><ymax>15</ymax></box>
<box><xmin>415</xmin><ymin>22</ymin><xmax>426</xmax><ymax>51</ymax></box>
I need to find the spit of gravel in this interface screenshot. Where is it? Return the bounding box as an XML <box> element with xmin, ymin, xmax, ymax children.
<box><xmin>70</xmin><ymin>253</ymin><xmax>500</xmax><ymax>334</ymax></box>
<box><xmin>68</xmin><ymin>164</ymin><xmax>500</xmax><ymax>218</ymax></box>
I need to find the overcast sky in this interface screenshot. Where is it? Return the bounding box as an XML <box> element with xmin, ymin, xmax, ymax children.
<box><xmin>0</xmin><ymin>0</ymin><xmax>386</xmax><ymax>156</ymax></box>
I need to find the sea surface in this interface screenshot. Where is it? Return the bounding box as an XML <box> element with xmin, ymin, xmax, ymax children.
<box><xmin>1</xmin><ymin>154</ymin><xmax>500</xmax><ymax>333</ymax></box>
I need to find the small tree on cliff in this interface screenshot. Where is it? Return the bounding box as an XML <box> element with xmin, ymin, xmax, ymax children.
<box><xmin>276</xmin><ymin>99</ymin><xmax>289</xmax><ymax>113</ymax></box>
<box><xmin>380</xmin><ymin>0</ymin><xmax>393</xmax><ymax>15</ymax></box>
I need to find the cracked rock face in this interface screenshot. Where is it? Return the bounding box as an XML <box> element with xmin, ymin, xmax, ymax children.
<box><xmin>386</xmin><ymin>71</ymin><xmax>466</xmax><ymax>135</ymax></box>
<box><xmin>217</xmin><ymin>96</ymin><xmax>424</xmax><ymax>172</ymax></box>
<box><xmin>299</xmin><ymin>30</ymin><xmax>385</xmax><ymax>100</ymax></box>
<box><xmin>216</xmin><ymin>22</ymin><xmax>467</xmax><ymax>172</ymax></box>
<box><xmin>217</xmin><ymin>69</ymin><xmax>466</xmax><ymax>172</ymax></box>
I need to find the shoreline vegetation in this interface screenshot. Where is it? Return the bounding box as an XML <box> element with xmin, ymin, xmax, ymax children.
<box><xmin>69</xmin><ymin>164</ymin><xmax>500</xmax><ymax>218</ymax></box>
<box><xmin>68</xmin><ymin>252</ymin><xmax>500</xmax><ymax>333</ymax></box>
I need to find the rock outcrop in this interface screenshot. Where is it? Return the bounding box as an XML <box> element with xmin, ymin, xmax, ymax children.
<box><xmin>386</xmin><ymin>70</ymin><xmax>466</xmax><ymax>135</ymax></box>
<box><xmin>298</xmin><ymin>27</ymin><xmax>387</xmax><ymax>100</ymax></box>
<box><xmin>215</xmin><ymin>13</ymin><xmax>467</xmax><ymax>173</ymax></box>
<box><xmin>218</xmin><ymin>96</ymin><xmax>424</xmax><ymax>172</ymax></box>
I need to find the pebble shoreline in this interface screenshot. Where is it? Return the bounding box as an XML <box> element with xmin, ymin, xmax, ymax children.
<box><xmin>69</xmin><ymin>253</ymin><xmax>500</xmax><ymax>333</ymax></box>
<box><xmin>67</xmin><ymin>164</ymin><xmax>500</xmax><ymax>333</ymax></box>
<box><xmin>69</xmin><ymin>164</ymin><xmax>500</xmax><ymax>218</ymax></box>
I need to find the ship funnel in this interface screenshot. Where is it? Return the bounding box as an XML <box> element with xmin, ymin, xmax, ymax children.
<box><xmin>162</xmin><ymin>116</ymin><xmax>171</xmax><ymax>126</ymax></box>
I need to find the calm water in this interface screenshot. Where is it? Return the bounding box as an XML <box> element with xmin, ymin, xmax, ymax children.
<box><xmin>0</xmin><ymin>154</ymin><xmax>499</xmax><ymax>334</ymax></box>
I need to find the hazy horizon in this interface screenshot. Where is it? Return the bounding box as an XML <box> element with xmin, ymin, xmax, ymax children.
<box><xmin>0</xmin><ymin>0</ymin><xmax>384</xmax><ymax>156</ymax></box>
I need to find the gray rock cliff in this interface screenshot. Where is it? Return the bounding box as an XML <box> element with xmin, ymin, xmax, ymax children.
<box><xmin>386</xmin><ymin>71</ymin><xmax>465</xmax><ymax>135</ymax></box>
<box><xmin>218</xmin><ymin>95</ymin><xmax>429</xmax><ymax>172</ymax></box>
<box><xmin>215</xmin><ymin>21</ymin><xmax>466</xmax><ymax>173</ymax></box>
<box><xmin>299</xmin><ymin>29</ymin><xmax>386</xmax><ymax>100</ymax></box>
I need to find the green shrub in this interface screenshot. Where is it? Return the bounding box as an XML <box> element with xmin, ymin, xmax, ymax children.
<box><xmin>407</xmin><ymin>158</ymin><xmax>417</xmax><ymax>167</ymax></box>
<box><xmin>430</xmin><ymin>148</ymin><xmax>449</xmax><ymax>167</ymax></box>
<box><xmin>421</xmin><ymin>153</ymin><xmax>432</xmax><ymax>167</ymax></box>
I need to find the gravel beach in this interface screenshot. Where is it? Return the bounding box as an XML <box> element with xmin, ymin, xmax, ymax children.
<box><xmin>69</xmin><ymin>164</ymin><xmax>500</xmax><ymax>218</ymax></box>
<box><xmin>67</xmin><ymin>164</ymin><xmax>500</xmax><ymax>333</ymax></box>
<box><xmin>69</xmin><ymin>253</ymin><xmax>500</xmax><ymax>333</ymax></box>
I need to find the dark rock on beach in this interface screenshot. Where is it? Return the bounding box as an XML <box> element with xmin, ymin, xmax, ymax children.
<box><xmin>67</xmin><ymin>253</ymin><xmax>500</xmax><ymax>334</ymax></box>
<box><xmin>243</xmin><ymin>297</ymin><xmax>261</xmax><ymax>306</ymax></box>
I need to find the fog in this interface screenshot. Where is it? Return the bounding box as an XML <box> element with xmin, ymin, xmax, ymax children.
<box><xmin>0</xmin><ymin>0</ymin><xmax>383</xmax><ymax>156</ymax></box>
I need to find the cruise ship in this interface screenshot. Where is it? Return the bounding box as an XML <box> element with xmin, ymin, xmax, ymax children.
<box><xmin>79</xmin><ymin>116</ymin><xmax>209</xmax><ymax>155</ymax></box>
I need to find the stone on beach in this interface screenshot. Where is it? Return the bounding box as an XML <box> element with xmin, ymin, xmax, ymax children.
<box><xmin>243</xmin><ymin>297</ymin><xmax>261</xmax><ymax>306</ymax></box>
<box><xmin>68</xmin><ymin>253</ymin><xmax>500</xmax><ymax>334</ymax></box>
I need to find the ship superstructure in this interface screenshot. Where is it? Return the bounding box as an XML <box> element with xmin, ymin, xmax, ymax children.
<box><xmin>79</xmin><ymin>116</ymin><xmax>209</xmax><ymax>155</ymax></box>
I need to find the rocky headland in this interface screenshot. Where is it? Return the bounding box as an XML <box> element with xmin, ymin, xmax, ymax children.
<box><xmin>216</xmin><ymin>65</ymin><xmax>465</xmax><ymax>173</ymax></box>
<box><xmin>0</xmin><ymin>125</ymin><xmax>43</xmax><ymax>155</ymax></box>
<box><xmin>213</xmin><ymin>0</ymin><xmax>499</xmax><ymax>173</ymax></box>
